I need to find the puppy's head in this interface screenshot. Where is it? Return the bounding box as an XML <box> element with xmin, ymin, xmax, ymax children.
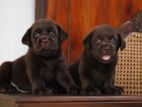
<box><xmin>84</xmin><ymin>24</ymin><xmax>126</xmax><ymax>64</ymax></box>
<box><xmin>22</xmin><ymin>19</ymin><xmax>68</xmax><ymax>57</ymax></box>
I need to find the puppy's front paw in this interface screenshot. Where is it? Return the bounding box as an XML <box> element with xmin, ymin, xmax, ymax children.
<box><xmin>33</xmin><ymin>86</ymin><xmax>53</xmax><ymax>95</ymax></box>
<box><xmin>114</xmin><ymin>85</ymin><xmax>124</xmax><ymax>93</ymax></box>
<box><xmin>81</xmin><ymin>86</ymin><xmax>101</xmax><ymax>95</ymax></box>
<box><xmin>68</xmin><ymin>85</ymin><xmax>80</xmax><ymax>95</ymax></box>
<box><xmin>32</xmin><ymin>80</ymin><xmax>53</xmax><ymax>95</ymax></box>
<box><xmin>102</xmin><ymin>86</ymin><xmax>122</xmax><ymax>95</ymax></box>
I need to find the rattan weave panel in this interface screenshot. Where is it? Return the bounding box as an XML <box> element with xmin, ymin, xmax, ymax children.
<box><xmin>115</xmin><ymin>33</ymin><xmax>142</xmax><ymax>95</ymax></box>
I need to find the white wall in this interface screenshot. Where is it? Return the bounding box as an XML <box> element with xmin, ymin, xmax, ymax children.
<box><xmin>0</xmin><ymin>0</ymin><xmax>35</xmax><ymax>64</ymax></box>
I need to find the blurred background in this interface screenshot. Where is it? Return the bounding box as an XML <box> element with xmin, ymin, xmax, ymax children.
<box><xmin>0</xmin><ymin>0</ymin><xmax>142</xmax><ymax>64</ymax></box>
<box><xmin>0</xmin><ymin>0</ymin><xmax>35</xmax><ymax>64</ymax></box>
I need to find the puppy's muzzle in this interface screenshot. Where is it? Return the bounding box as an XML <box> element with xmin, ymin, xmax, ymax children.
<box><xmin>100</xmin><ymin>43</ymin><xmax>114</xmax><ymax>61</ymax></box>
<box><xmin>39</xmin><ymin>36</ymin><xmax>58</xmax><ymax>50</ymax></box>
<box><xmin>102</xmin><ymin>46</ymin><xmax>110</xmax><ymax>54</ymax></box>
<box><xmin>40</xmin><ymin>37</ymin><xmax>49</xmax><ymax>48</ymax></box>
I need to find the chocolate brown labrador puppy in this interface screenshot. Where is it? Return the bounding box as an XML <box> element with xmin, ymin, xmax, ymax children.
<box><xmin>0</xmin><ymin>19</ymin><xmax>78</xmax><ymax>95</ymax></box>
<box><xmin>69</xmin><ymin>24</ymin><xmax>126</xmax><ymax>95</ymax></box>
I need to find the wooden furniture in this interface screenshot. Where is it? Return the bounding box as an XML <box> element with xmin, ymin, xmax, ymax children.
<box><xmin>1</xmin><ymin>94</ymin><xmax>142</xmax><ymax>107</ymax></box>
<box><xmin>116</xmin><ymin>33</ymin><xmax>142</xmax><ymax>95</ymax></box>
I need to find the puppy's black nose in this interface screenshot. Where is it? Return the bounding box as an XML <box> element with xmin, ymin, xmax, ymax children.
<box><xmin>104</xmin><ymin>46</ymin><xmax>110</xmax><ymax>50</ymax></box>
<box><xmin>42</xmin><ymin>38</ymin><xmax>49</xmax><ymax>44</ymax></box>
<box><xmin>40</xmin><ymin>37</ymin><xmax>49</xmax><ymax>48</ymax></box>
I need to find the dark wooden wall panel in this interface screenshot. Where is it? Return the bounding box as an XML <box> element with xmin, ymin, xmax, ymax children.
<box><xmin>87</xmin><ymin>0</ymin><xmax>106</xmax><ymax>32</ymax></box>
<box><xmin>104</xmin><ymin>0</ymin><xmax>120</xmax><ymax>27</ymax></box>
<box><xmin>69</xmin><ymin>0</ymin><xmax>88</xmax><ymax>62</ymax></box>
<box><xmin>47</xmin><ymin>0</ymin><xmax>68</xmax><ymax>31</ymax></box>
<box><xmin>132</xmin><ymin>0</ymin><xmax>142</xmax><ymax>13</ymax></box>
<box><xmin>119</xmin><ymin>0</ymin><xmax>142</xmax><ymax>25</ymax></box>
<box><xmin>35</xmin><ymin>0</ymin><xmax>47</xmax><ymax>20</ymax></box>
<box><xmin>119</xmin><ymin>0</ymin><xmax>134</xmax><ymax>24</ymax></box>
<box><xmin>87</xmin><ymin>0</ymin><xmax>120</xmax><ymax>32</ymax></box>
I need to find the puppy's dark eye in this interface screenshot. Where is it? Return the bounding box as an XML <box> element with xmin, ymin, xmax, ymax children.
<box><xmin>96</xmin><ymin>36</ymin><xmax>102</xmax><ymax>43</ymax></box>
<box><xmin>34</xmin><ymin>33</ymin><xmax>40</xmax><ymax>38</ymax></box>
<box><xmin>47</xmin><ymin>28</ymin><xmax>55</xmax><ymax>34</ymax></box>
<box><xmin>96</xmin><ymin>38</ymin><xmax>101</xmax><ymax>43</ymax></box>
<box><xmin>34</xmin><ymin>29</ymin><xmax>41</xmax><ymax>37</ymax></box>
<box><xmin>110</xmin><ymin>38</ymin><xmax>117</xmax><ymax>43</ymax></box>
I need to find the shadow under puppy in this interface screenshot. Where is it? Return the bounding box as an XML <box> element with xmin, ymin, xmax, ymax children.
<box><xmin>0</xmin><ymin>19</ymin><xmax>78</xmax><ymax>95</ymax></box>
<box><xmin>69</xmin><ymin>24</ymin><xmax>126</xmax><ymax>95</ymax></box>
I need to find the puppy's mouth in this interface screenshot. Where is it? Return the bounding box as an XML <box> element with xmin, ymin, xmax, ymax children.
<box><xmin>42</xmin><ymin>44</ymin><xmax>58</xmax><ymax>50</ymax></box>
<box><xmin>38</xmin><ymin>49</ymin><xmax>57</xmax><ymax>56</ymax></box>
<box><xmin>99</xmin><ymin>46</ymin><xmax>115</xmax><ymax>63</ymax></box>
<box><xmin>102</xmin><ymin>55</ymin><xmax>111</xmax><ymax>61</ymax></box>
<box><xmin>33</xmin><ymin>44</ymin><xmax>59</xmax><ymax>57</ymax></box>
<box><xmin>96</xmin><ymin>54</ymin><xmax>113</xmax><ymax>64</ymax></box>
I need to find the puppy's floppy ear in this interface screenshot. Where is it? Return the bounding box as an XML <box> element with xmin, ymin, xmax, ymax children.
<box><xmin>118</xmin><ymin>21</ymin><xmax>133</xmax><ymax>38</ymax></box>
<box><xmin>83</xmin><ymin>31</ymin><xmax>93</xmax><ymax>49</ymax></box>
<box><xmin>57</xmin><ymin>25</ymin><xmax>68</xmax><ymax>43</ymax></box>
<box><xmin>22</xmin><ymin>27</ymin><xmax>32</xmax><ymax>46</ymax></box>
<box><xmin>117</xmin><ymin>32</ymin><xmax>126</xmax><ymax>51</ymax></box>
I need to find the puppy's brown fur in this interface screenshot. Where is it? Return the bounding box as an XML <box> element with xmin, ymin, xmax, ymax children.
<box><xmin>69</xmin><ymin>24</ymin><xmax>126</xmax><ymax>95</ymax></box>
<box><xmin>118</xmin><ymin>11</ymin><xmax>142</xmax><ymax>38</ymax></box>
<box><xmin>0</xmin><ymin>19</ymin><xmax>78</xmax><ymax>95</ymax></box>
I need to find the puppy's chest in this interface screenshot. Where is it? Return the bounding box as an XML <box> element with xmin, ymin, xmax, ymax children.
<box><xmin>90</xmin><ymin>67</ymin><xmax>114</xmax><ymax>85</ymax></box>
<box><xmin>40</xmin><ymin>62</ymin><xmax>57</xmax><ymax>81</ymax></box>
<box><xmin>90</xmin><ymin>69</ymin><xmax>106</xmax><ymax>81</ymax></box>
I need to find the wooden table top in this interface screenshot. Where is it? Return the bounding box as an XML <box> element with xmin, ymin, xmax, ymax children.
<box><xmin>1</xmin><ymin>94</ymin><xmax>142</xmax><ymax>103</ymax></box>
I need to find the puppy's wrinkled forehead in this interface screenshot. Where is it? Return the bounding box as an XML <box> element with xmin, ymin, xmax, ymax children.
<box><xmin>93</xmin><ymin>24</ymin><xmax>118</xmax><ymax>38</ymax></box>
<box><xmin>31</xmin><ymin>19</ymin><xmax>58</xmax><ymax>34</ymax></box>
